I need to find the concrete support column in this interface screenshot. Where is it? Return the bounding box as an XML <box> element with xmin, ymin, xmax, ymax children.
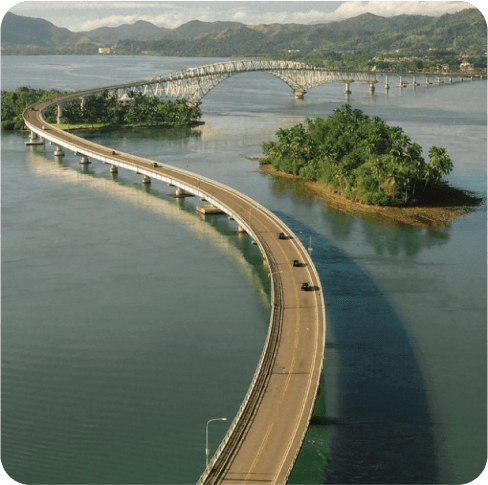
<box><xmin>175</xmin><ymin>187</ymin><xmax>186</xmax><ymax>196</ymax></box>
<box><xmin>293</xmin><ymin>90</ymin><xmax>306</xmax><ymax>99</ymax></box>
<box><xmin>54</xmin><ymin>145</ymin><xmax>65</xmax><ymax>157</ymax></box>
<box><xmin>80</xmin><ymin>97</ymin><xmax>86</xmax><ymax>108</ymax></box>
<box><xmin>110</xmin><ymin>165</ymin><xmax>118</xmax><ymax>174</ymax></box>
<box><xmin>142</xmin><ymin>175</ymin><xmax>151</xmax><ymax>184</ymax></box>
<box><xmin>237</xmin><ymin>224</ymin><xmax>247</xmax><ymax>233</ymax></box>
<box><xmin>343</xmin><ymin>81</ymin><xmax>353</xmax><ymax>94</ymax></box>
<box><xmin>57</xmin><ymin>104</ymin><xmax>63</xmax><ymax>124</ymax></box>
<box><xmin>80</xmin><ymin>156</ymin><xmax>90</xmax><ymax>165</ymax></box>
<box><xmin>25</xmin><ymin>130</ymin><xmax>44</xmax><ymax>145</ymax></box>
<box><xmin>410</xmin><ymin>77</ymin><xmax>419</xmax><ymax>86</ymax></box>
<box><xmin>384</xmin><ymin>75</ymin><xmax>390</xmax><ymax>90</ymax></box>
<box><xmin>368</xmin><ymin>82</ymin><xmax>376</xmax><ymax>94</ymax></box>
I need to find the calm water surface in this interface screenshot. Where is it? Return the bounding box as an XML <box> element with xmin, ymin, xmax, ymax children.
<box><xmin>2</xmin><ymin>56</ymin><xmax>486</xmax><ymax>484</ymax></box>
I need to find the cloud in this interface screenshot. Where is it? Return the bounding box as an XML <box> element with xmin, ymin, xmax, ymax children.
<box><xmin>329</xmin><ymin>1</ymin><xmax>473</xmax><ymax>20</ymax></box>
<box><xmin>8</xmin><ymin>0</ymin><xmax>477</xmax><ymax>32</ymax></box>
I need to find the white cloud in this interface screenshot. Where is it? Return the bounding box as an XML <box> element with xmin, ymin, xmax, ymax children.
<box><xmin>8</xmin><ymin>0</ymin><xmax>477</xmax><ymax>32</ymax></box>
<box><xmin>330</xmin><ymin>1</ymin><xmax>472</xmax><ymax>20</ymax></box>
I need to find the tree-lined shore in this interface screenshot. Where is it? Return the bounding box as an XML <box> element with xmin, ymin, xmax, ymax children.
<box><xmin>1</xmin><ymin>86</ymin><xmax>202</xmax><ymax>131</ymax></box>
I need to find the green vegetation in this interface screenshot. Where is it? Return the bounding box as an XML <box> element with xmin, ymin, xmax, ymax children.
<box><xmin>1</xmin><ymin>87</ymin><xmax>64</xmax><ymax>130</ymax></box>
<box><xmin>1</xmin><ymin>86</ymin><xmax>202</xmax><ymax>131</ymax></box>
<box><xmin>60</xmin><ymin>90</ymin><xmax>202</xmax><ymax>128</ymax></box>
<box><xmin>3</xmin><ymin>8</ymin><xmax>485</xmax><ymax>72</ymax></box>
<box><xmin>261</xmin><ymin>105</ymin><xmax>453</xmax><ymax>206</ymax></box>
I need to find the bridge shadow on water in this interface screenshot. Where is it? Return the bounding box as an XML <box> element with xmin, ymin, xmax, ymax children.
<box><xmin>277</xmin><ymin>214</ymin><xmax>439</xmax><ymax>484</ymax></box>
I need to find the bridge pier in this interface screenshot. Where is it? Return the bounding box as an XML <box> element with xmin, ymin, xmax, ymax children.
<box><xmin>142</xmin><ymin>175</ymin><xmax>151</xmax><ymax>184</ymax></box>
<box><xmin>54</xmin><ymin>145</ymin><xmax>65</xmax><ymax>157</ymax></box>
<box><xmin>110</xmin><ymin>165</ymin><xmax>118</xmax><ymax>174</ymax></box>
<box><xmin>171</xmin><ymin>187</ymin><xmax>194</xmax><ymax>198</ymax></box>
<box><xmin>368</xmin><ymin>82</ymin><xmax>377</xmax><ymax>94</ymax></box>
<box><xmin>409</xmin><ymin>77</ymin><xmax>419</xmax><ymax>87</ymax></box>
<box><xmin>57</xmin><ymin>104</ymin><xmax>63</xmax><ymax>124</ymax></box>
<box><xmin>384</xmin><ymin>75</ymin><xmax>390</xmax><ymax>90</ymax></box>
<box><xmin>343</xmin><ymin>80</ymin><xmax>353</xmax><ymax>94</ymax></box>
<box><xmin>80</xmin><ymin>155</ymin><xmax>90</xmax><ymax>165</ymax></box>
<box><xmin>293</xmin><ymin>90</ymin><xmax>306</xmax><ymax>99</ymax></box>
<box><xmin>25</xmin><ymin>130</ymin><xmax>44</xmax><ymax>145</ymax></box>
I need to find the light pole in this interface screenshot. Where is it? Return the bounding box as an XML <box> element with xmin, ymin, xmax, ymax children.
<box><xmin>299</xmin><ymin>231</ymin><xmax>313</xmax><ymax>255</ymax></box>
<box><xmin>206</xmin><ymin>417</ymin><xmax>227</xmax><ymax>467</ymax></box>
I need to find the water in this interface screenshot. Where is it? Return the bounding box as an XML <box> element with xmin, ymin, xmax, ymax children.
<box><xmin>2</xmin><ymin>56</ymin><xmax>486</xmax><ymax>484</ymax></box>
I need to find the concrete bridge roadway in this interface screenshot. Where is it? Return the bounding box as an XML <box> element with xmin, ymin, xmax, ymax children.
<box><xmin>24</xmin><ymin>92</ymin><xmax>326</xmax><ymax>484</ymax></box>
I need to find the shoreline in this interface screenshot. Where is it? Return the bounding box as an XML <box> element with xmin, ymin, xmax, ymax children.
<box><xmin>258</xmin><ymin>163</ymin><xmax>482</xmax><ymax>230</ymax></box>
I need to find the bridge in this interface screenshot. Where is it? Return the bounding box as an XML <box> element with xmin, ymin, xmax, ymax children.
<box><xmin>23</xmin><ymin>60</ymin><xmax>327</xmax><ymax>484</ymax></box>
<box><xmin>50</xmin><ymin>59</ymin><xmax>484</xmax><ymax>124</ymax></box>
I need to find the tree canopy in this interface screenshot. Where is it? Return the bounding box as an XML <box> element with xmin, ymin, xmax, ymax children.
<box><xmin>262</xmin><ymin>104</ymin><xmax>453</xmax><ymax>206</ymax></box>
<box><xmin>1</xmin><ymin>87</ymin><xmax>202</xmax><ymax>131</ymax></box>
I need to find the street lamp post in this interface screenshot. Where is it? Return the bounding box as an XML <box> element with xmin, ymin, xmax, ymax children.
<box><xmin>206</xmin><ymin>417</ymin><xmax>227</xmax><ymax>468</ymax></box>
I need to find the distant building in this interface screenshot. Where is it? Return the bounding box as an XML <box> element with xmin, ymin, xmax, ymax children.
<box><xmin>460</xmin><ymin>58</ymin><xmax>475</xmax><ymax>72</ymax></box>
<box><xmin>98</xmin><ymin>47</ymin><xmax>111</xmax><ymax>55</ymax></box>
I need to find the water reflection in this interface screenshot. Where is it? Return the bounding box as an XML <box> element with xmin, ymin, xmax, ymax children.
<box><xmin>267</xmin><ymin>175</ymin><xmax>452</xmax><ymax>256</ymax></box>
<box><xmin>26</xmin><ymin>149</ymin><xmax>271</xmax><ymax>312</ymax></box>
<box><xmin>82</xmin><ymin>125</ymin><xmax>201</xmax><ymax>142</ymax></box>
<box><xmin>283</xmin><ymin>215</ymin><xmax>438</xmax><ymax>484</ymax></box>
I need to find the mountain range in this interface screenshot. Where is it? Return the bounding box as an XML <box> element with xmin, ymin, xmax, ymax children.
<box><xmin>1</xmin><ymin>9</ymin><xmax>486</xmax><ymax>60</ymax></box>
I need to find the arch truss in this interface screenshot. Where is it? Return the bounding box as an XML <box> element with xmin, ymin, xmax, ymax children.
<box><xmin>109</xmin><ymin>59</ymin><xmax>379</xmax><ymax>103</ymax></box>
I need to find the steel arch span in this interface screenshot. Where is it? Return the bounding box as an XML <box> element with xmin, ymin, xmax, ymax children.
<box><xmin>58</xmin><ymin>59</ymin><xmax>478</xmax><ymax>110</ymax></box>
<box><xmin>112</xmin><ymin>59</ymin><xmax>379</xmax><ymax>103</ymax></box>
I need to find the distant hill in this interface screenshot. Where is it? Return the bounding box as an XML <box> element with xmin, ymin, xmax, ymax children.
<box><xmin>167</xmin><ymin>20</ymin><xmax>245</xmax><ymax>40</ymax></box>
<box><xmin>115</xmin><ymin>8</ymin><xmax>485</xmax><ymax>59</ymax></box>
<box><xmin>84</xmin><ymin>20</ymin><xmax>170</xmax><ymax>43</ymax></box>
<box><xmin>1</xmin><ymin>8</ymin><xmax>486</xmax><ymax>62</ymax></box>
<box><xmin>1</xmin><ymin>12</ymin><xmax>85</xmax><ymax>47</ymax></box>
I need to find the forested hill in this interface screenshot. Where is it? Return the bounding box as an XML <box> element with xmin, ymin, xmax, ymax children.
<box><xmin>2</xmin><ymin>8</ymin><xmax>486</xmax><ymax>66</ymax></box>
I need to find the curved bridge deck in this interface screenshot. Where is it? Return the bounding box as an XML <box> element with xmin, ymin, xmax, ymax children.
<box><xmin>24</xmin><ymin>87</ymin><xmax>326</xmax><ymax>484</ymax></box>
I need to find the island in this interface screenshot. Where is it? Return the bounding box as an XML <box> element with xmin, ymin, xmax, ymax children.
<box><xmin>260</xmin><ymin>104</ymin><xmax>481</xmax><ymax>228</ymax></box>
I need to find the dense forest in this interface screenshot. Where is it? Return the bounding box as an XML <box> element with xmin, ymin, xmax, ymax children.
<box><xmin>261</xmin><ymin>105</ymin><xmax>453</xmax><ymax>206</ymax></box>
<box><xmin>1</xmin><ymin>87</ymin><xmax>202</xmax><ymax>130</ymax></box>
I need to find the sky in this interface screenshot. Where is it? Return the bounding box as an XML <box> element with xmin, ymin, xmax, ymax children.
<box><xmin>4</xmin><ymin>1</ymin><xmax>481</xmax><ymax>32</ymax></box>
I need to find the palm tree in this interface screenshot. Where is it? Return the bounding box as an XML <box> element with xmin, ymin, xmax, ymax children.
<box><xmin>428</xmin><ymin>146</ymin><xmax>453</xmax><ymax>184</ymax></box>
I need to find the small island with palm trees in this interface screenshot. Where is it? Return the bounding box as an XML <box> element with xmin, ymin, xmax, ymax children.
<box><xmin>260</xmin><ymin>104</ymin><xmax>481</xmax><ymax>228</ymax></box>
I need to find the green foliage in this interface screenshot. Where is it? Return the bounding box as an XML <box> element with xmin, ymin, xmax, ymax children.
<box><xmin>262</xmin><ymin>104</ymin><xmax>453</xmax><ymax>206</ymax></box>
<box><xmin>1</xmin><ymin>86</ymin><xmax>64</xmax><ymax>130</ymax></box>
<box><xmin>1</xmin><ymin>87</ymin><xmax>202</xmax><ymax>130</ymax></box>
